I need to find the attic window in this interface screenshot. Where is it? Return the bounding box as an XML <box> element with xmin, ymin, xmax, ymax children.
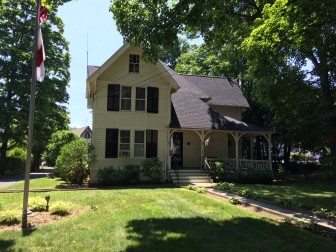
<box><xmin>129</xmin><ymin>54</ymin><xmax>139</xmax><ymax>73</ymax></box>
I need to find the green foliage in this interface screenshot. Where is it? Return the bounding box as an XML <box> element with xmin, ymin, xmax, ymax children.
<box><xmin>0</xmin><ymin>209</ymin><xmax>20</xmax><ymax>225</ymax></box>
<box><xmin>185</xmin><ymin>184</ymin><xmax>196</xmax><ymax>191</ymax></box>
<box><xmin>214</xmin><ymin>182</ymin><xmax>236</xmax><ymax>191</ymax></box>
<box><xmin>228</xmin><ymin>197</ymin><xmax>241</xmax><ymax>205</ymax></box>
<box><xmin>8</xmin><ymin>147</ymin><xmax>26</xmax><ymax>160</ymax></box>
<box><xmin>43</xmin><ymin>130</ymin><xmax>79</xmax><ymax>167</ymax></box>
<box><xmin>0</xmin><ymin>157</ymin><xmax>25</xmax><ymax>175</ymax></box>
<box><xmin>55</xmin><ymin>139</ymin><xmax>89</xmax><ymax>186</ymax></box>
<box><xmin>97</xmin><ymin>164</ymin><xmax>141</xmax><ymax>185</ymax></box>
<box><xmin>140</xmin><ymin>158</ymin><xmax>163</xmax><ymax>183</ymax></box>
<box><xmin>29</xmin><ymin>197</ymin><xmax>47</xmax><ymax>212</ymax></box>
<box><xmin>212</xmin><ymin>161</ymin><xmax>273</xmax><ymax>184</ymax></box>
<box><xmin>196</xmin><ymin>187</ymin><xmax>206</xmax><ymax>194</ymax></box>
<box><xmin>50</xmin><ymin>201</ymin><xmax>72</xmax><ymax>216</ymax></box>
<box><xmin>0</xmin><ymin>0</ymin><xmax>71</xmax><ymax>163</ymax></box>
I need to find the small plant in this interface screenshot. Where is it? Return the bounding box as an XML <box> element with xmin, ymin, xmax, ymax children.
<box><xmin>296</xmin><ymin>218</ymin><xmax>314</xmax><ymax>230</ymax></box>
<box><xmin>0</xmin><ymin>210</ymin><xmax>21</xmax><ymax>225</ymax></box>
<box><xmin>214</xmin><ymin>182</ymin><xmax>236</xmax><ymax>191</ymax></box>
<box><xmin>141</xmin><ymin>158</ymin><xmax>163</xmax><ymax>183</ymax></box>
<box><xmin>229</xmin><ymin>197</ymin><xmax>241</xmax><ymax>205</ymax></box>
<box><xmin>50</xmin><ymin>201</ymin><xmax>73</xmax><ymax>216</ymax></box>
<box><xmin>283</xmin><ymin>218</ymin><xmax>292</xmax><ymax>225</ymax></box>
<box><xmin>47</xmin><ymin>173</ymin><xmax>55</xmax><ymax>179</ymax></box>
<box><xmin>185</xmin><ymin>184</ymin><xmax>196</xmax><ymax>191</ymax></box>
<box><xmin>29</xmin><ymin>197</ymin><xmax>47</xmax><ymax>212</ymax></box>
<box><xmin>196</xmin><ymin>187</ymin><xmax>206</xmax><ymax>194</ymax></box>
<box><xmin>91</xmin><ymin>205</ymin><xmax>98</xmax><ymax>211</ymax></box>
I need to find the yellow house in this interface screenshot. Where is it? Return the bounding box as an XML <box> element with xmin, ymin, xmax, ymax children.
<box><xmin>86</xmin><ymin>44</ymin><xmax>272</xmax><ymax>184</ymax></box>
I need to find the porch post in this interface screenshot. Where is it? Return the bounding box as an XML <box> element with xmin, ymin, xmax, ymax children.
<box><xmin>200</xmin><ymin>131</ymin><xmax>205</xmax><ymax>169</ymax></box>
<box><xmin>267</xmin><ymin>133</ymin><xmax>272</xmax><ymax>171</ymax></box>
<box><xmin>249</xmin><ymin>136</ymin><xmax>254</xmax><ymax>160</ymax></box>
<box><xmin>234</xmin><ymin>132</ymin><xmax>239</xmax><ymax>169</ymax></box>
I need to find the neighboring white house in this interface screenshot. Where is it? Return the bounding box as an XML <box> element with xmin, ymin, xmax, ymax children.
<box><xmin>70</xmin><ymin>126</ymin><xmax>92</xmax><ymax>142</ymax></box>
<box><xmin>86</xmin><ymin>44</ymin><xmax>272</xmax><ymax>184</ymax></box>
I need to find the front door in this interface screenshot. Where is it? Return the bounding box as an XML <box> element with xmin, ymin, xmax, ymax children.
<box><xmin>170</xmin><ymin>132</ymin><xmax>183</xmax><ymax>168</ymax></box>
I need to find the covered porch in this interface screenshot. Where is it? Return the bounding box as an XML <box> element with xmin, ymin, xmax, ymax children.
<box><xmin>167</xmin><ymin>128</ymin><xmax>272</xmax><ymax>173</ymax></box>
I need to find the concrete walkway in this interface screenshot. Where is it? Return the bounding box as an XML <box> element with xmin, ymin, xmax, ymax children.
<box><xmin>187</xmin><ymin>182</ymin><xmax>336</xmax><ymax>234</ymax></box>
<box><xmin>0</xmin><ymin>168</ymin><xmax>53</xmax><ymax>188</ymax></box>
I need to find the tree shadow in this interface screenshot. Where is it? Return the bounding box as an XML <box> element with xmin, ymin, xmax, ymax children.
<box><xmin>125</xmin><ymin>217</ymin><xmax>334</xmax><ymax>251</ymax></box>
<box><xmin>0</xmin><ymin>239</ymin><xmax>15</xmax><ymax>251</ymax></box>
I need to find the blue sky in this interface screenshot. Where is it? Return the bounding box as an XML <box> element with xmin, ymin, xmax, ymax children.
<box><xmin>57</xmin><ymin>0</ymin><xmax>123</xmax><ymax>128</ymax></box>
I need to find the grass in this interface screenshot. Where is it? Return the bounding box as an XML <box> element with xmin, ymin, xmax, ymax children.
<box><xmin>232</xmin><ymin>180</ymin><xmax>336</xmax><ymax>211</ymax></box>
<box><xmin>0</xmin><ymin>187</ymin><xmax>335</xmax><ymax>251</ymax></box>
<box><xmin>0</xmin><ymin>177</ymin><xmax>64</xmax><ymax>190</ymax></box>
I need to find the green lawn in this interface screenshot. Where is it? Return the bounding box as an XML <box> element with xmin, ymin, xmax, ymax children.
<box><xmin>1</xmin><ymin>177</ymin><xmax>64</xmax><ymax>190</ymax></box>
<box><xmin>0</xmin><ymin>187</ymin><xmax>335</xmax><ymax>251</ymax></box>
<box><xmin>233</xmin><ymin>180</ymin><xmax>336</xmax><ymax>211</ymax></box>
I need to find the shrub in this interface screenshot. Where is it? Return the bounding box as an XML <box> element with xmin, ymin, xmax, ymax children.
<box><xmin>196</xmin><ymin>187</ymin><xmax>206</xmax><ymax>194</ymax></box>
<box><xmin>140</xmin><ymin>158</ymin><xmax>163</xmax><ymax>183</ymax></box>
<box><xmin>43</xmin><ymin>130</ymin><xmax>79</xmax><ymax>167</ymax></box>
<box><xmin>214</xmin><ymin>182</ymin><xmax>236</xmax><ymax>191</ymax></box>
<box><xmin>50</xmin><ymin>201</ymin><xmax>72</xmax><ymax>216</ymax></box>
<box><xmin>97</xmin><ymin>164</ymin><xmax>141</xmax><ymax>185</ymax></box>
<box><xmin>0</xmin><ymin>157</ymin><xmax>25</xmax><ymax>176</ymax></box>
<box><xmin>0</xmin><ymin>210</ymin><xmax>21</xmax><ymax>225</ymax></box>
<box><xmin>55</xmin><ymin>139</ymin><xmax>89</xmax><ymax>186</ymax></box>
<box><xmin>29</xmin><ymin>197</ymin><xmax>46</xmax><ymax>212</ymax></box>
<box><xmin>211</xmin><ymin>161</ymin><xmax>273</xmax><ymax>184</ymax></box>
<box><xmin>185</xmin><ymin>184</ymin><xmax>196</xmax><ymax>191</ymax></box>
<box><xmin>8</xmin><ymin>147</ymin><xmax>27</xmax><ymax>160</ymax></box>
<box><xmin>229</xmin><ymin>197</ymin><xmax>241</xmax><ymax>205</ymax></box>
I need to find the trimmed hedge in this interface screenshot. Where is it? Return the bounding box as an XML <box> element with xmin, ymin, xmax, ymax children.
<box><xmin>97</xmin><ymin>164</ymin><xmax>141</xmax><ymax>185</ymax></box>
<box><xmin>211</xmin><ymin>161</ymin><xmax>273</xmax><ymax>184</ymax></box>
<box><xmin>0</xmin><ymin>157</ymin><xmax>25</xmax><ymax>176</ymax></box>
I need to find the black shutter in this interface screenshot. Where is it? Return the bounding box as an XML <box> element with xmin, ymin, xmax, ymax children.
<box><xmin>147</xmin><ymin>87</ymin><xmax>159</xmax><ymax>113</ymax></box>
<box><xmin>105</xmin><ymin>129</ymin><xmax>118</xmax><ymax>158</ymax></box>
<box><xmin>107</xmin><ymin>84</ymin><xmax>120</xmax><ymax>111</ymax></box>
<box><xmin>146</xmin><ymin>130</ymin><xmax>158</xmax><ymax>158</ymax></box>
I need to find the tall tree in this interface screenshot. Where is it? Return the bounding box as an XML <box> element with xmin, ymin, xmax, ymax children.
<box><xmin>111</xmin><ymin>0</ymin><xmax>336</xmax><ymax>175</ymax></box>
<box><xmin>0</xmin><ymin>0</ymin><xmax>71</xmax><ymax>167</ymax></box>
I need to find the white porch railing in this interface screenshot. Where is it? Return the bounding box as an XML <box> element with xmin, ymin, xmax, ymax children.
<box><xmin>204</xmin><ymin>157</ymin><xmax>270</xmax><ymax>171</ymax></box>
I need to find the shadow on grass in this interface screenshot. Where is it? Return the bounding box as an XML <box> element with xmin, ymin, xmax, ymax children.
<box><xmin>0</xmin><ymin>239</ymin><xmax>15</xmax><ymax>251</ymax></box>
<box><xmin>22</xmin><ymin>227</ymin><xmax>36</xmax><ymax>237</ymax></box>
<box><xmin>125</xmin><ymin>217</ymin><xmax>334</xmax><ymax>251</ymax></box>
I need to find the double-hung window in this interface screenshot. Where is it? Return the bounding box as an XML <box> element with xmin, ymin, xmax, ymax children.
<box><xmin>121</xmin><ymin>86</ymin><xmax>131</xmax><ymax>111</ymax></box>
<box><xmin>129</xmin><ymin>54</ymin><xmax>139</xmax><ymax>73</ymax></box>
<box><xmin>135</xmin><ymin>87</ymin><xmax>146</xmax><ymax>111</ymax></box>
<box><xmin>119</xmin><ymin>130</ymin><xmax>130</xmax><ymax>157</ymax></box>
<box><xmin>134</xmin><ymin>131</ymin><xmax>145</xmax><ymax>157</ymax></box>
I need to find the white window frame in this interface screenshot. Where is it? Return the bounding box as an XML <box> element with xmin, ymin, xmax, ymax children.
<box><xmin>119</xmin><ymin>130</ymin><xmax>130</xmax><ymax>157</ymax></box>
<box><xmin>134</xmin><ymin>130</ymin><xmax>145</xmax><ymax>157</ymax></box>
<box><xmin>135</xmin><ymin>87</ymin><xmax>146</xmax><ymax>111</ymax></box>
<box><xmin>129</xmin><ymin>54</ymin><xmax>140</xmax><ymax>73</ymax></box>
<box><xmin>120</xmin><ymin>86</ymin><xmax>132</xmax><ymax>111</ymax></box>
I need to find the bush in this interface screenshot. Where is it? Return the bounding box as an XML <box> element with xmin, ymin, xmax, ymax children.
<box><xmin>50</xmin><ymin>201</ymin><xmax>72</xmax><ymax>216</ymax></box>
<box><xmin>211</xmin><ymin>161</ymin><xmax>273</xmax><ymax>184</ymax></box>
<box><xmin>0</xmin><ymin>157</ymin><xmax>25</xmax><ymax>176</ymax></box>
<box><xmin>140</xmin><ymin>158</ymin><xmax>163</xmax><ymax>183</ymax></box>
<box><xmin>55</xmin><ymin>139</ymin><xmax>90</xmax><ymax>186</ymax></box>
<box><xmin>29</xmin><ymin>197</ymin><xmax>46</xmax><ymax>212</ymax></box>
<box><xmin>43</xmin><ymin>130</ymin><xmax>79</xmax><ymax>167</ymax></box>
<box><xmin>8</xmin><ymin>147</ymin><xmax>27</xmax><ymax>160</ymax></box>
<box><xmin>0</xmin><ymin>210</ymin><xmax>21</xmax><ymax>225</ymax></box>
<box><xmin>97</xmin><ymin>164</ymin><xmax>141</xmax><ymax>185</ymax></box>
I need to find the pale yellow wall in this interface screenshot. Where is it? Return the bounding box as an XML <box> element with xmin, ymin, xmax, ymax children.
<box><xmin>183</xmin><ymin>131</ymin><xmax>201</xmax><ymax>167</ymax></box>
<box><xmin>210</xmin><ymin>105</ymin><xmax>243</xmax><ymax>120</ymax></box>
<box><xmin>90</xmin><ymin>47</ymin><xmax>172</xmax><ymax>183</ymax></box>
<box><xmin>204</xmin><ymin>131</ymin><xmax>228</xmax><ymax>159</ymax></box>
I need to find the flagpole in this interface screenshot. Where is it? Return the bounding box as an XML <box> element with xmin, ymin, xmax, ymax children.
<box><xmin>22</xmin><ymin>0</ymin><xmax>41</xmax><ymax>229</ymax></box>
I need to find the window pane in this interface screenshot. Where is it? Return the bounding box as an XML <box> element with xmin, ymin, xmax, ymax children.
<box><xmin>121</xmin><ymin>99</ymin><xmax>131</xmax><ymax>110</ymax></box>
<box><xmin>136</xmin><ymin>100</ymin><xmax>145</xmax><ymax>111</ymax></box>
<box><xmin>136</xmin><ymin>88</ymin><xmax>145</xmax><ymax>99</ymax></box>
<box><xmin>134</xmin><ymin>145</ymin><xmax>144</xmax><ymax>157</ymax></box>
<box><xmin>122</xmin><ymin>87</ymin><xmax>131</xmax><ymax>98</ymax></box>
<box><xmin>135</xmin><ymin>131</ymin><xmax>144</xmax><ymax>143</ymax></box>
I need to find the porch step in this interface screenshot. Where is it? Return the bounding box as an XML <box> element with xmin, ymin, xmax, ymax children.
<box><xmin>168</xmin><ymin>169</ymin><xmax>213</xmax><ymax>184</ymax></box>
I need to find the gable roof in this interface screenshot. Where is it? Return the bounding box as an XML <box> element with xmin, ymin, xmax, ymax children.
<box><xmin>70</xmin><ymin>126</ymin><xmax>92</xmax><ymax>137</ymax></box>
<box><xmin>167</xmin><ymin>67</ymin><xmax>266</xmax><ymax>132</ymax></box>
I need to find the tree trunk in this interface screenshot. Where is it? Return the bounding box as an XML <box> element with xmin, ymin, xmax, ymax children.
<box><xmin>319</xmin><ymin>69</ymin><xmax>336</xmax><ymax>177</ymax></box>
<box><xmin>283</xmin><ymin>143</ymin><xmax>291</xmax><ymax>169</ymax></box>
<box><xmin>0</xmin><ymin>141</ymin><xmax>8</xmax><ymax>160</ymax></box>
